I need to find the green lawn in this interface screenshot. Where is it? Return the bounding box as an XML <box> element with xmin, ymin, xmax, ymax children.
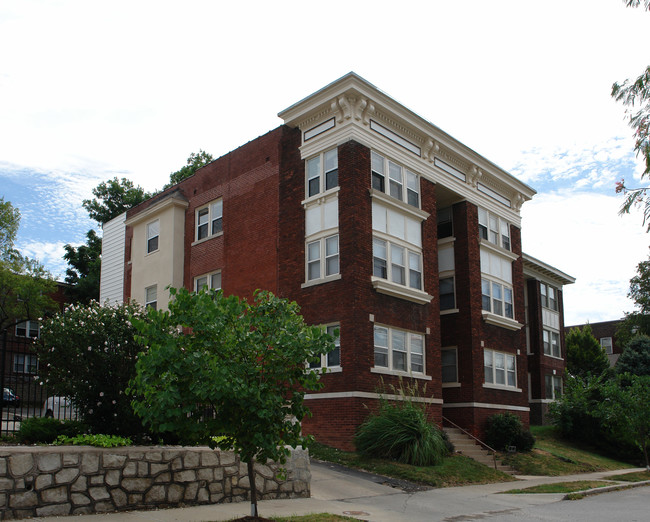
<box><xmin>607</xmin><ymin>470</ymin><xmax>650</xmax><ymax>482</ymax></box>
<box><xmin>502</xmin><ymin>480</ymin><xmax>612</xmax><ymax>494</ymax></box>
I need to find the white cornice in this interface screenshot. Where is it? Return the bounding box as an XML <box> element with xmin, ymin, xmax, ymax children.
<box><xmin>522</xmin><ymin>253</ymin><xmax>576</xmax><ymax>286</ymax></box>
<box><xmin>125</xmin><ymin>195</ymin><xmax>189</xmax><ymax>227</ymax></box>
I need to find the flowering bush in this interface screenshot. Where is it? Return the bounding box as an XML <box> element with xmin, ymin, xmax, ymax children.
<box><xmin>36</xmin><ymin>300</ymin><xmax>148</xmax><ymax>437</ymax></box>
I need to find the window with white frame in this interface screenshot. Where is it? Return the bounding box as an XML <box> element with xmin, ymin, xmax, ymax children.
<box><xmin>304</xmin><ymin>185</ymin><xmax>339</xmax><ymax>285</ymax></box>
<box><xmin>306</xmin><ymin>149</ymin><xmax>338</xmax><ymax>197</ymax></box>
<box><xmin>540</xmin><ymin>283</ymin><xmax>558</xmax><ymax>311</ymax></box>
<box><xmin>478</xmin><ymin>208</ymin><xmax>510</xmax><ymax>251</ymax></box>
<box><xmin>306</xmin><ymin>235</ymin><xmax>339</xmax><ymax>282</ymax></box>
<box><xmin>146</xmin><ymin>220</ymin><xmax>159</xmax><ymax>254</ymax></box>
<box><xmin>13</xmin><ymin>353</ymin><xmax>38</xmax><ymax>374</ymax></box>
<box><xmin>484</xmin><ymin>349</ymin><xmax>516</xmax><ymax>388</ymax></box>
<box><xmin>441</xmin><ymin>347</ymin><xmax>458</xmax><ymax>383</ymax></box>
<box><xmin>481</xmin><ymin>278</ymin><xmax>514</xmax><ymax>319</ymax></box>
<box><xmin>15</xmin><ymin>320</ymin><xmax>39</xmax><ymax>338</ymax></box>
<box><xmin>543</xmin><ymin>329</ymin><xmax>561</xmax><ymax>358</ymax></box>
<box><xmin>600</xmin><ymin>337</ymin><xmax>613</xmax><ymax>354</ymax></box>
<box><xmin>309</xmin><ymin>324</ymin><xmax>340</xmax><ymax>369</ymax></box>
<box><xmin>371</xmin><ymin>151</ymin><xmax>420</xmax><ymax>208</ymax></box>
<box><xmin>373</xmin><ymin>325</ymin><xmax>425</xmax><ymax>374</ymax></box>
<box><xmin>145</xmin><ymin>285</ymin><xmax>157</xmax><ymax>310</ymax></box>
<box><xmin>545</xmin><ymin>374</ymin><xmax>562</xmax><ymax>399</ymax></box>
<box><xmin>196</xmin><ymin>199</ymin><xmax>223</xmax><ymax>241</ymax></box>
<box><xmin>439</xmin><ymin>277</ymin><xmax>456</xmax><ymax>311</ymax></box>
<box><xmin>195</xmin><ymin>271</ymin><xmax>222</xmax><ymax>292</ymax></box>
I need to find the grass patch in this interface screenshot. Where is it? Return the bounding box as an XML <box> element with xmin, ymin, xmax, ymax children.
<box><xmin>309</xmin><ymin>442</ymin><xmax>514</xmax><ymax>488</ymax></box>
<box><xmin>503</xmin><ymin>426</ymin><xmax>631</xmax><ymax>476</ymax></box>
<box><xmin>502</xmin><ymin>480</ymin><xmax>612</xmax><ymax>494</ymax></box>
<box><xmin>271</xmin><ymin>515</ymin><xmax>359</xmax><ymax>521</ymax></box>
<box><xmin>607</xmin><ymin>470</ymin><xmax>650</xmax><ymax>482</ymax></box>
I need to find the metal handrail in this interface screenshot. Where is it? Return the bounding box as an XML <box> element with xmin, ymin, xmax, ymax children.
<box><xmin>443</xmin><ymin>416</ymin><xmax>498</xmax><ymax>470</ymax></box>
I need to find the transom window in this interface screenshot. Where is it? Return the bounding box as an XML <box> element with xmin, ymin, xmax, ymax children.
<box><xmin>146</xmin><ymin>220</ymin><xmax>159</xmax><ymax>254</ymax></box>
<box><xmin>481</xmin><ymin>278</ymin><xmax>514</xmax><ymax>319</ymax></box>
<box><xmin>195</xmin><ymin>271</ymin><xmax>222</xmax><ymax>293</ymax></box>
<box><xmin>307</xmin><ymin>235</ymin><xmax>339</xmax><ymax>282</ymax></box>
<box><xmin>373</xmin><ymin>325</ymin><xmax>424</xmax><ymax>374</ymax></box>
<box><xmin>16</xmin><ymin>320</ymin><xmax>39</xmax><ymax>338</ymax></box>
<box><xmin>543</xmin><ymin>329</ymin><xmax>561</xmax><ymax>358</ymax></box>
<box><xmin>478</xmin><ymin>208</ymin><xmax>510</xmax><ymax>251</ymax></box>
<box><xmin>196</xmin><ymin>199</ymin><xmax>223</xmax><ymax>241</ymax></box>
<box><xmin>145</xmin><ymin>285</ymin><xmax>157</xmax><ymax>310</ymax></box>
<box><xmin>309</xmin><ymin>324</ymin><xmax>340</xmax><ymax>369</ymax></box>
<box><xmin>306</xmin><ymin>149</ymin><xmax>338</xmax><ymax>197</ymax></box>
<box><xmin>13</xmin><ymin>353</ymin><xmax>38</xmax><ymax>374</ymax></box>
<box><xmin>545</xmin><ymin>374</ymin><xmax>562</xmax><ymax>399</ymax></box>
<box><xmin>373</xmin><ymin>239</ymin><xmax>422</xmax><ymax>290</ymax></box>
<box><xmin>484</xmin><ymin>349</ymin><xmax>516</xmax><ymax>388</ymax></box>
<box><xmin>371</xmin><ymin>151</ymin><xmax>420</xmax><ymax>207</ymax></box>
<box><xmin>441</xmin><ymin>348</ymin><xmax>458</xmax><ymax>383</ymax></box>
<box><xmin>540</xmin><ymin>283</ymin><xmax>558</xmax><ymax>311</ymax></box>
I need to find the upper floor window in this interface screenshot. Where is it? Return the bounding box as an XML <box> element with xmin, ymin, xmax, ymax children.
<box><xmin>146</xmin><ymin>220</ymin><xmax>159</xmax><ymax>253</ymax></box>
<box><xmin>373</xmin><ymin>325</ymin><xmax>424</xmax><ymax>374</ymax></box>
<box><xmin>543</xmin><ymin>329</ymin><xmax>561</xmax><ymax>358</ymax></box>
<box><xmin>195</xmin><ymin>271</ymin><xmax>222</xmax><ymax>293</ymax></box>
<box><xmin>196</xmin><ymin>199</ymin><xmax>223</xmax><ymax>241</ymax></box>
<box><xmin>373</xmin><ymin>239</ymin><xmax>422</xmax><ymax>290</ymax></box>
<box><xmin>307</xmin><ymin>235</ymin><xmax>339</xmax><ymax>282</ymax></box>
<box><xmin>439</xmin><ymin>276</ymin><xmax>456</xmax><ymax>311</ymax></box>
<box><xmin>306</xmin><ymin>149</ymin><xmax>338</xmax><ymax>197</ymax></box>
<box><xmin>145</xmin><ymin>285</ymin><xmax>157</xmax><ymax>310</ymax></box>
<box><xmin>540</xmin><ymin>283</ymin><xmax>558</xmax><ymax>311</ymax></box>
<box><xmin>13</xmin><ymin>353</ymin><xmax>38</xmax><ymax>374</ymax></box>
<box><xmin>484</xmin><ymin>348</ymin><xmax>516</xmax><ymax>388</ymax></box>
<box><xmin>371</xmin><ymin>151</ymin><xmax>419</xmax><ymax>208</ymax></box>
<box><xmin>16</xmin><ymin>320</ymin><xmax>39</xmax><ymax>338</ymax></box>
<box><xmin>309</xmin><ymin>324</ymin><xmax>340</xmax><ymax>369</ymax></box>
<box><xmin>441</xmin><ymin>347</ymin><xmax>458</xmax><ymax>383</ymax></box>
<box><xmin>600</xmin><ymin>337</ymin><xmax>613</xmax><ymax>354</ymax></box>
<box><xmin>437</xmin><ymin>207</ymin><xmax>453</xmax><ymax>239</ymax></box>
<box><xmin>478</xmin><ymin>208</ymin><xmax>510</xmax><ymax>251</ymax></box>
<box><xmin>481</xmin><ymin>278</ymin><xmax>513</xmax><ymax>319</ymax></box>
<box><xmin>545</xmin><ymin>374</ymin><xmax>562</xmax><ymax>400</ymax></box>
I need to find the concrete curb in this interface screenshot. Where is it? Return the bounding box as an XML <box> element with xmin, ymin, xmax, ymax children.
<box><xmin>563</xmin><ymin>479</ymin><xmax>650</xmax><ymax>500</ymax></box>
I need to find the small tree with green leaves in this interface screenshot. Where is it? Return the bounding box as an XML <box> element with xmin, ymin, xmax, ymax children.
<box><xmin>566</xmin><ymin>324</ymin><xmax>610</xmax><ymax>378</ymax></box>
<box><xmin>165</xmin><ymin>150</ymin><xmax>214</xmax><ymax>188</ymax></box>
<box><xmin>128</xmin><ymin>287</ymin><xmax>333</xmax><ymax>518</ymax></box>
<box><xmin>616</xmin><ymin>335</ymin><xmax>650</xmax><ymax>376</ymax></box>
<box><xmin>36</xmin><ymin>301</ymin><xmax>149</xmax><ymax>437</ymax></box>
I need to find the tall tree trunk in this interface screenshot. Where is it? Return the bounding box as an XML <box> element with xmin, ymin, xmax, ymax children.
<box><xmin>247</xmin><ymin>459</ymin><xmax>258</xmax><ymax>517</ymax></box>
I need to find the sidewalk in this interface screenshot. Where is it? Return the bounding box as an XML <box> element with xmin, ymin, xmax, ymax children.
<box><xmin>32</xmin><ymin>463</ymin><xmax>649</xmax><ymax>522</ymax></box>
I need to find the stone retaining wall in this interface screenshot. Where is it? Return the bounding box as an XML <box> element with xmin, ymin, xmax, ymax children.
<box><xmin>0</xmin><ymin>445</ymin><xmax>310</xmax><ymax>520</ymax></box>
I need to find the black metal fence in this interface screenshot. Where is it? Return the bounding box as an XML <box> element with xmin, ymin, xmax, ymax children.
<box><xmin>1</xmin><ymin>334</ymin><xmax>77</xmax><ymax>436</ymax></box>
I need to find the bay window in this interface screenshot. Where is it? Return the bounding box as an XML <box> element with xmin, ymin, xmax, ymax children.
<box><xmin>306</xmin><ymin>149</ymin><xmax>338</xmax><ymax>197</ymax></box>
<box><xmin>371</xmin><ymin>151</ymin><xmax>420</xmax><ymax>208</ymax></box>
<box><xmin>481</xmin><ymin>278</ymin><xmax>514</xmax><ymax>319</ymax></box>
<box><xmin>543</xmin><ymin>329</ymin><xmax>561</xmax><ymax>358</ymax></box>
<box><xmin>373</xmin><ymin>325</ymin><xmax>425</xmax><ymax>375</ymax></box>
<box><xmin>484</xmin><ymin>349</ymin><xmax>517</xmax><ymax>388</ymax></box>
<box><xmin>478</xmin><ymin>208</ymin><xmax>510</xmax><ymax>251</ymax></box>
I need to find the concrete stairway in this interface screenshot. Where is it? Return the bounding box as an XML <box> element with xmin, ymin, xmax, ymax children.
<box><xmin>443</xmin><ymin>427</ymin><xmax>517</xmax><ymax>475</ymax></box>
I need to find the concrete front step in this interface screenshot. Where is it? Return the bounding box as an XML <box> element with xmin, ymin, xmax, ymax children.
<box><xmin>443</xmin><ymin>427</ymin><xmax>518</xmax><ymax>475</ymax></box>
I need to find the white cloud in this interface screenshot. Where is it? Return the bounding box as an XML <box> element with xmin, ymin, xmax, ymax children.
<box><xmin>17</xmin><ymin>240</ymin><xmax>69</xmax><ymax>281</ymax></box>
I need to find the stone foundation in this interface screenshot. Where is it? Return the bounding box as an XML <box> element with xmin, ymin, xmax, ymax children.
<box><xmin>0</xmin><ymin>446</ymin><xmax>310</xmax><ymax>520</ymax></box>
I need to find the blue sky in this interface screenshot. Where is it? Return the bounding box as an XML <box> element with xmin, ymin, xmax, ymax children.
<box><xmin>1</xmin><ymin>0</ymin><xmax>649</xmax><ymax>325</ymax></box>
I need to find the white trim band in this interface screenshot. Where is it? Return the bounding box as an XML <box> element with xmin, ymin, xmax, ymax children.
<box><xmin>304</xmin><ymin>391</ymin><xmax>443</xmax><ymax>405</ymax></box>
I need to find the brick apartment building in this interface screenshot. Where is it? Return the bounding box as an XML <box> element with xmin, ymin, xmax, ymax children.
<box><xmin>100</xmin><ymin>73</ymin><xmax>574</xmax><ymax>449</ymax></box>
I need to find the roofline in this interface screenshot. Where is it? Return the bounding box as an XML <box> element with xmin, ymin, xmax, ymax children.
<box><xmin>522</xmin><ymin>253</ymin><xmax>576</xmax><ymax>286</ymax></box>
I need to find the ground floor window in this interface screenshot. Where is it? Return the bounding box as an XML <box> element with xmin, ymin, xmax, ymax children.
<box><xmin>309</xmin><ymin>324</ymin><xmax>340</xmax><ymax>370</ymax></box>
<box><xmin>545</xmin><ymin>374</ymin><xmax>562</xmax><ymax>399</ymax></box>
<box><xmin>484</xmin><ymin>349</ymin><xmax>516</xmax><ymax>388</ymax></box>
<box><xmin>441</xmin><ymin>347</ymin><xmax>458</xmax><ymax>383</ymax></box>
<box><xmin>373</xmin><ymin>324</ymin><xmax>424</xmax><ymax>374</ymax></box>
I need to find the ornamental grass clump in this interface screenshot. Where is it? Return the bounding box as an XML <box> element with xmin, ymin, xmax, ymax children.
<box><xmin>354</xmin><ymin>382</ymin><xmax>449</xmax><ymax>466</ymax></box>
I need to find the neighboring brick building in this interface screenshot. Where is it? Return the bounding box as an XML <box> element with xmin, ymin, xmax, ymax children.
<box><xmin>100</xmin><ymin>73</ymin><xmax>574</xmax><ymax>449</ymax></box>
<box><xmin>565</xmin><ymin>319</ymin><xmax>624</xmax><ymax>367</ymax></box>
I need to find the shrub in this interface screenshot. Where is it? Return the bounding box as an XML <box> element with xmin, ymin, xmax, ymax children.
<box><xmin>485</xmin><ymin>413</ymin><xmax>535</xmax><ymax>452</ymax></box>
<box><xmin>54</xmin><ymin>434</ymin><xmax>132</xmax><ymax>447</ymax></box>
<box><xmin>36</xmin><ymin>300</ymin><xmax>149</xmax><ymax>438</ymax></box>
<box><xmin>17</xmin><ymin>417</ymin><xmax>86</xmax><ymax>444</ymax></box>
<box><xmin>354</xmin><ymin>385</ymin><xmax>449</xmax><ymax>466</ymax></box>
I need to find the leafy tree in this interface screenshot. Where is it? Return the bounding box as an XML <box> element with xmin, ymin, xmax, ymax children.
<box><xmin>616</xmin><ymin>252</ymin><xmax>650</xmax><ymax>346</ymax></box>
<box><xmin>129</xmin><ymin>287</ymin><xmax>333</xmax><ymax>518</ymax></box>
<box><xmin>165</xmin><ymin>149</ymin><xmax>213</xmax><ymax>188</ymax></box>
<box><xmin>598</xmin><ymin>374</ymin><xmax>650</xmax><ymax>469</ymax></box>
<box><xmin>63</xmin><ymin>229</ymin><xmax>102</xmax><ymax>304</ymax></box>
<box><xmin>0</xmin><ymin>199</ymin><xmax>56</xmax><ymax>333</ymax></box>
<box><xmin>36</xmin><ymin>300</ymin><xmax>149</xmax><ymax>437</ymax></box>
<box><xmin>616</xmin><ymin>335</ymin><xmax>650</xmax><ymax>376</ymax></box>
<box><xmin>613</xmin><ymin>1</ymin><xmax>650</xmax><ymax>229</ymax></box>
<box><xmin>82</xmin><ymin>177</ymin><xmax>150</xmax><ymax>225</ymax></box>
<box><xmin>565</xmin><ymin>324</ymin><xmax>610</xmax><ymax>377</ymax></box>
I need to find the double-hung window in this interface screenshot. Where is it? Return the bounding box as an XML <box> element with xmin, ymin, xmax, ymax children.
<box><xmin>13</xmin><ymin>353</ymin><xmax>38</xmax><ymax>374</ymax></box>
<box><xmin>540</xmin><ymin>283</ymin><xmax>558</xmax><ymax>311</ymax></box>
<box><xmin>306</xmin><ymin>149</ymin><xmax>338</xmax><ymax>197</ymax></box>
<box><xmin>545</xmin><ymin>375</ymin><xmax>562</xmax><ymax>399</ymax></box>
<box><xmin>441</xmin><ymin>348</ymin><xmax>458</xmax><ymax>383</ymax></box>
<box><xmin>543</xmin><ymin>329</ymin><xmax>561</xmax><ymax>358</ymax></box>
<box><xmin>481</xmin><ymin>279</ymin><xmax>514</xmax><ymax>319</ymax></box>
<box><xmin>309</xmin><ymin>324</ymin><xmax>341</xmax><ymax>370</ymax></box>
<box><xmin>145</xmin><ymin>285</ymin><xmax>157</xmax><ymax>310</ymax></box>
<box><xmin>16</xmin><ymin>320</ymin><xmax>39</xmax><ymax>338</ymax></box>
<box><xmin>195</xmin><ymin>271</ymin><xmax>222</xmax><ymax>292</ymax></box>
<box><xmin>484</xmin><ymin>349</ymin><xmax>517</xmax><ymax>388</ymax></box>
<box><xmin>307</xmin><ymin>235</ymin><xmax>339</xmax><ymax>281</ymax></box>
<box><xmin>196</xmin><ymin>199</ymin><xmax>223</xmax><ymax>241</ymax></box>
<box><xmin>146</xmin><ymin>220</ymin><xmax>159</xmax><ymax>254</ymax></box>
<box><xmin>373</xmin><ymin>325</ymin><xmax>425</xmax><ymax>375</ymax></box>
<box><xmin>600</xmin><ymin>337</ymin><xmax>613</xmax><ymax>354</ymax></box>
<box><xmin>439</xmin><ymin>277</ymin><xmax>456</xmax><ymax>311</ymax></box>
<box><xmin>371</xmin><ymin>151</ymin><xmax>420</xmax><ymax>208</ymax></box>
<box><xmin>478</xmin><ymin>208</ymin><xmax>510</xmax><ymax>251</ymax></box>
